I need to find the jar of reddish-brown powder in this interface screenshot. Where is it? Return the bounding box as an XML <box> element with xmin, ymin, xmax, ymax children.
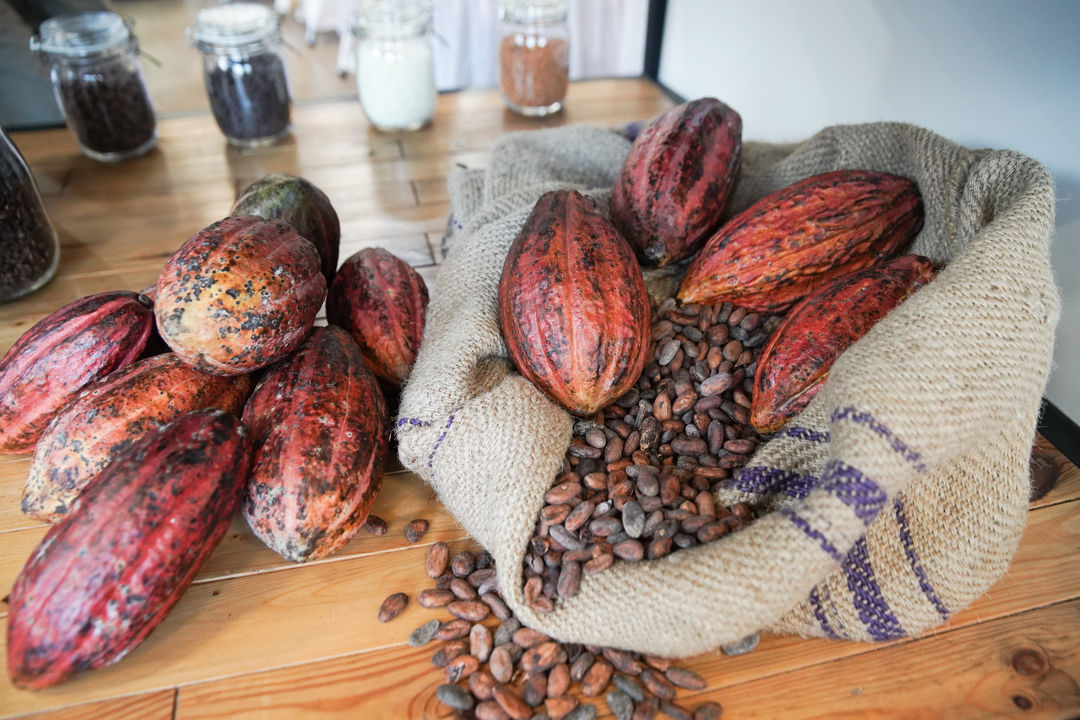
<box><xmin>498</xmin><ymin>0</ymin><xmax>569</xmax><ymax>116</ymax></box>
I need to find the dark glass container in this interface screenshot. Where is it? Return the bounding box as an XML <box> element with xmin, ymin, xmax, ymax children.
<box><xmin>1</xmin><ymin>128</ymin><xmax>60</xmax><ymax>304</ymax></box>
<box><xmin>30</xmin><ymin>12</ymin><xmax>157</xmax><ymax>162</ymax></box>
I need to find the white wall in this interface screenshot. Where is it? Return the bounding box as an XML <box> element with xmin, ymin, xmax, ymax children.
<box><xmin>659</xmin><ymin>0</ymin><xmax>1080</xmax><ymax>421</ymax></box>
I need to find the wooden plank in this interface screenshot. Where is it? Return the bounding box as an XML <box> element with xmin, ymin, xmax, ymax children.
<box><xmin>0</xmin><ymin>538</ymin><xmax>480</xmax><ymax>717</ymax></box>
<box><xmin>1</xmin><ymin>494</ymin><xmax>1076</xmax><ymax>715</ymax></box>
<box><xmin>0</xmin><ymin>470</ymin><xmax>464</xmax><ymax>607</ymax></box>
<box><xmin>629</xmin><ymin>599</ymin><xmax>1080</xmax><ymax>720</ymax></box>
<box><xmin>1</xmin><ymin>690</ymin><xmax>176</xmax><ymax>720</ymax></box>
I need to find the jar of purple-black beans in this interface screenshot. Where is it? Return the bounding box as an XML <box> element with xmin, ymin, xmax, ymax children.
<box><xmin>189</xmin><ymin>3</ymin><xmax>292</xmax><ymax>148</ymax></box>
<box><xmin>30</xmin><ymin>11</ymin><xmax>158</xmax><ymax>162</ymax></box>
<box><xmin>1</xmin><ymin>128</ymin><xmax>59</xmax><ymax>304</ymax></box>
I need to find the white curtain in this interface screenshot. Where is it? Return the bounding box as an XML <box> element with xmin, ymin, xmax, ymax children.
<box><xmin>325</xmin><ymin>0</ymin><xmax>648</xmax><ymax>89</ymax></box>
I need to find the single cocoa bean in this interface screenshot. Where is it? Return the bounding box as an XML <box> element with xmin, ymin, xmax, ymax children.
<box><xmin>404</xmin><ymin>518</ymin><xmax>429</xmax><ymax>543</ymax></box>
<box><xmin>437</xmin><ymin>618</ymin><xmax>472</xmax><ymax>641</ymax></box>
<box><xmin>581</xmin><ymin>658</ymin><xmax>614</xmax><ymax>696</ymax></box>
<box><xmin>377</xmin><ymin>592</ymin><xmax>408</xmax><ymax>622</ymax></box>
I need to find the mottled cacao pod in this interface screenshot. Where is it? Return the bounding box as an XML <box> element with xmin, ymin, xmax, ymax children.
<box><xmin>0</xmin><ymin>291</ymin><xmax>153</xmax><ymax>453</ymax></box>
<box><xmin>231</xmin><ymin>173</ymin><xmax>341</xmax><ymax>284</ymax></box>
<box><xmin>679</xmin><ymin>170</ymin><xmax>924</xmax><ymax>312</ymax></box>
<box><xmin>242</xmin><ymin>325</ymin><xmax>388</xmax><ymax>562</ymax></box>
<box><xmin>612</xmin><ymin>97</ymin><xmax>742</xmax><ymax>267</ymax></box>
<box><xmin>751</xmin><ymin>254</ymin><xmax>937</xmax><ymax>432</ymax></box>
<box><xmin>7</xmin><ymin>409</ymin><xmax>252</xmax><ymax>689</ymax></box>
<box><xmin>498</xmin><ymin>190</ymin><xmax>650</xmax><ymax>416</ymax></box>
<box><xmin>22</xmin><ymin>353</ymin><xmax>251</xmax><ymax>522</ymax></box>
<box><xmin>155</xmin><ymin>215</ymin><xmax>326</xmax><ymax>375</ymax></box>
<box><xmin>326</xmin><ymin>248</ymin><xmax>428</xmax><ymax>387</ymax></box>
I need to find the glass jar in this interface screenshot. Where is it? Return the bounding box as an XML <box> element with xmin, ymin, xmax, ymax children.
<box><xmin>189</xmin><ymin>3</ymin><xmax>292</xmax><ymax>148</ymax></box>
<box><xmin>1</xmin><ymin>128</ymin><xmax>60</xmax><ymax>304</ymax></box>
<box><xmin>29</xmin><ymin>12</ymin><xmax>158</xmax><ymax>162</ymax></box>
<box><xmin>352</xmin><ymin>0</ymin><xmax>436</xmax><ymax>132</ymax></box>
<box><xmin>498</xmin><ymin>0</ymin><xmax>569</xmax><ymax>116</ymax></box>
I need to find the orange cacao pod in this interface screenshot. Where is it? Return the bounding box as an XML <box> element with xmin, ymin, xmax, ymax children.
<box><xmin>679</xmin><ymin>170</ymin><xmax>924</xmax><ymax>312</ymax></box>
<box><xmin>498</xmin><ymin>190</ymin><xmax>650</xmax><ymax>416</ymax></box>
<box><xmin>751</xmin><ymin>254</ymin><xmax>937</xmax><ymax>433</ymax></box>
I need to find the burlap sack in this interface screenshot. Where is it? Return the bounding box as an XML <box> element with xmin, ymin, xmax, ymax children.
<box><xmin>396</xmin><ymin>121</ymin><xmax>1060</xmax><ymax>656</ymax></box>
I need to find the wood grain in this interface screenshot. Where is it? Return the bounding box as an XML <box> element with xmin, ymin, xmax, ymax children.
<box><xmin>5</xmin><ymin>690</ymin><xmax>176</xmax><ymax>720</ymax></box>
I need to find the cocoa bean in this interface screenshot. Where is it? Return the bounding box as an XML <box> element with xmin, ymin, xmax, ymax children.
<box><xmin>470</xmin><ymin>670</ymin><xmax>497</xmax><ymax>701</ymax></box>
<box><xmin>446</xmin><ymin>653</ymin><xmax>480</xmax><ymax>682</ymax></box>
<box><xmin>471</xmin><ymin>623</ymin><xmax>493</xmax><ymax>662</ymax></box>
<box><xmin>377</xmin><ymin>592</ymin><xmax>408</xmax><ymax>622</ymax></box>
<box><xmin>614</xmin><ymin>674</ymin><xmax>646</xmax><ymax>702</ymax></box>
<box><xmin>521</xmin><ymin>641</ymin><xmax>561</xmax><ymax>674</ymax></box>
<box><xmin>632</xmin><ymin>696</ymin><xmax>660</xmax><ymax>720</ymax></box>
<box><xmin>451</xmin><ymin>577</ymin><xmax>479</xmax><ymax>600</ymax></box>
<box><xmin>448</xmin><ymin>600</ymin><xmax>490</xmax><ymax>622</ymax></box>
<box><xmin>437</xmin><ymin>683</ymin><xmax>475</xmax><ymax>710</ymax></box>
<box><xmin>602</xmin><ymin>648</ymin><xmax>643</xmax><ymax>675</ymax></box>
<box><xmin>431</xmin><ymin>639</ymin><xmax>468</xmax><ymax>667</ymax></box>
<box><xmin>607</xmin><ymin>690</ymin><xmax>634</xmax><ymax>720</ymax></box>
<box><xmin>581</xmin><ymin>658</ymin><xmax>613</xmax><ymax>697</ymax></box>
<box><xmin>547</xmin><ymin>696</ymin><xmax>580</xmax><ymax>720</ymax></box>
<box><xmin>570</xmin><ymin>651</ymin><xmax>595</xmax><ymax>682</ymax></box>
<box><xmin>426</xmin><ymin>542</ymin><xmax>449</xmax><ymax>578</ymax></box>
<box><xmin>548</xmin><ymin>662</ymin><xmax>571</xmax><ymax>697</ymax></box>
<box><xmin>557</xmin><ymin>560</ymin><xmax>582</xmax><ymax>598</ymax></box>
<box><xmin>665</xmin><ymin>666</ymin><xmax>707</xmax><ymax>690</ymax></box>
<box><xmin>404</xmin><ymin>518</ymin><xmax>429</xmax><ymax>543</ymax></box>
<box><xmin>524</xmin><ymin>671</ymin><xmax>548</xmax><ymax>706</ymax></box>
<box><xmin>490</xmin><ymin>644</ymin><xmax>515</xmax><ymax>683</ymax></box>
<box><xmin>483</xmin><ymin>592</ymin><xmax>513</xmax><ymax>621</ymax></box>
<box><xmin>613</xmin><ymin>539</ymin><xmax>645</xmax><ymax>561</ymax></box>
<box><xmin>437</xmin><ymin>618</ymin><xmax>472</xmax><ymax>641</ymax></box>
<box><xmin>408</xmin><ymin>619</ymin><xmax>441</xmax><ymax>647</ymax></box>
<box><xmin>363</xmin><ymin>514</ymin><xmax>388</xmax><ymax>535</ymax></box>
<box><xmin>693</xmin><ymin>701</ymin><xmax>724</xmax><ymax>720</ymax></box>
<box><xmin>476</xmin><ymin>700</ymin><xmax>511</xmax><ymax>720</ymax></box>
<box><xmin>640</xmin><ymin>668</ymin><xmax>675</xmax><ymax>699</ymax></box>
<box><xmin>660</xmin><ymin>701</ymin><xmax>693</xmax><ymax>720</ymax></box>
<box><xmin>493</xmin><ymin>685</ymin><xmax>532</xmax><ymax>720</ymax></box>
<box><xmin>418</xmin><ymin>588</ymin><xmax>454</xmax><ymax>609</ymax></box>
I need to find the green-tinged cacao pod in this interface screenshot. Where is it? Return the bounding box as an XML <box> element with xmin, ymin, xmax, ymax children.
<box><xmin>678</xmin><ymin>170</ymin><xmax>924</xmax><ymax>312</ymax></box>
<box><xmin>498</xmin><ymin>189</ymin><xmax>650</xmax><ymax>416</ymax></box>
<box><xmin>7</xmin><ymin>408</ymin><xmax>252</xmax><ymax>690</ymax></box>
<box><xmin>231</xmin><ymin>173</ymin><xmax>341</xmax><ymax>284</ymax></box>
<box><xmin>612</xmin><ymin>97</ymin><xmax>742</xmax><ymax>267</ymax></box>
<box><xmin>22</xmin><ymin>353</ymin><xmax>252</xmax><ymax>522</ymax></box>
<box><xmin>751</xmin><ymin>254</ymin><xmax>938</xmax><ymax>432</ymax></box>
<box><xmin>326</xmin><ymin>248</ymin><xmax>428</xmax><ymax>387</ymax></box>
<box><xmin>0</xmin><ymin>291</ymin><xmax>154</xmax><ymax>453</ymax></box>
<box><xmin>155</xmin><ymin>215</ymin><xmax>326</xmax><ymax>375</ymax></box>
<box><xmin>242</xmin><ymin>325</ymin><xmax>388</xmax><ymax>562</ymax></box>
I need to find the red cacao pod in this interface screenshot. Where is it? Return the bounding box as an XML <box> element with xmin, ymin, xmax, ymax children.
<box><xmin>326</xmin><ymin>247</ymin><xmax>428</xmax><ymax>387</ymax></box>
<box><xmin>0</xmin><ymin>291</ymin><xmax>153</xmax><ymax>453</ymax></box>
<box><xmin>242</xmin><ymin>325</ymin><xmax>388</xmax><ymax>562</ymax></box>
<box><xmin>751</xmin><ymin>254</ymin><xmax>938</xmax><ymax>433</ymax></box>
<box><xmin>155</xmin><ymin>215</ymin><xmax>326</xmax><ymax>375</ymax></box>
<box><xmin>7</xmin><ymin>408</ymin><xmax>252</xmax><ymax>690</ymax></box>
<box><xmin>22</xmin><ymin>353</ymin><xmax>252</xmax><ymax>522</ymax></box>
<box><xmin>498</xmin><ymin>190</ymin><xmax>650</xmax><ymax>416</ymax></box>
<box><xmin>679</xmin><ymin>170</ymin><xmax>924</xmax><ymax>312</ymax></box>
<box><xmin>231</xmin><ymin>173</ymin><xmax>341</xmax><ymax>285</ymax></box>
<box><xmin>613</xmin><ymin>97</ymin><xmax>742</xmax><ymax>267</ymax></box>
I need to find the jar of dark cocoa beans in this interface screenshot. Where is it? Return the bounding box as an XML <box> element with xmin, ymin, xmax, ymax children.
<box><xmin>29</xmin><ymin>12</ymin><xmax>158</xmax><ymax>162</ymax></box>
<box><xmin>498</xmin><ymin>0</ymin><xmax>569</xmax><ymax>116</ymax></box>
<box><xmin>1</xmin><ymin>128</ymin><xmax>59</xmax><ymax>304</ymax></box>
<box><xmin>189</xmin><ymin>3</ymin><xmax>292</xmax><ymax>148</ymax></box>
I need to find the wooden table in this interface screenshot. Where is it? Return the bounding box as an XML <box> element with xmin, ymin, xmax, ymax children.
<box><xmin>2</xmin><ymin>78</ymin><xmax>1079</xmax><ymax>720</ymax></box>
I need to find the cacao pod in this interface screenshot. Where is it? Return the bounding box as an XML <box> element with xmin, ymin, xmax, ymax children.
<box><xmin>751</xmin><ymin>254</ymin><xmax>937</xmax><ymax>433</ymax></box>
<box><xmin>326</xmin><ymin>247</ymin><xmax>428</xmax><ymax>387</ymax></box>
<box><xmin>498</xmin><ymin>189</ymin><xmax>650</xmax><ymax>416</ymax></box>
<box><xmin>7</xmin><ymin>408</ymin><xmax>252</xmax><ymax>690</ymax></box>
<box><xmin>155</xmin><ymin>215</ymin><xmax>326</xmax><ymax>375</ymax></box>
<box><xmin>231</xmin><ymin>173</ymin><xmax>341</xmax><ymax>284</ymax></box>
<box><xmin>0</xmin><ymin>291</ymin><xmax>153</xmax><ymax>453</ymax></box>
<box><xmin>22</xmin><ymin>353</ymin><xmax>252</xmax><ymax>522</ymax></box>
<box><xmin>612</xmin><ymin>97</ymin><xmax>742</xmax><ymax>267</ymax></box>
<box><xmin>678</xmin><ymin>170</ymin><xmax>924</xmax><ymax>312</ymax></box>
<box><xmin>242</xmin><ymin>325</ymin><xmax>388</xmax><ymax>562</ymax></box>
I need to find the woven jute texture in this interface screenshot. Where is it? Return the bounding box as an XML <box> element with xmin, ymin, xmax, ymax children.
<box><xmin>396</xmin><ymin>121</ymin><xmax>1060</xmax><ymax>656</ymax></box>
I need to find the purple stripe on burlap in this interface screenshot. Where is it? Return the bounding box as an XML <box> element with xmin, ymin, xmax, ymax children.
<box><xmin>819</xmin><ymin>460</ymin><xmax>888</xmax><ymax>526</ymax></box>
<box><xmin>730</xmin><ymin>466</ymin><xmax>817</xmax><ymax>499</ymax></box>
<box><xmin>427</xmin><ymin>407</ymin><xmax>462</xmax><ymax>468</ymax></box>
<box><xmin>396</xmin><ymin>417</ymin><xmax>430</xmax><ymax>428</ymax></box>
<box><xmin>844</xmin><ymin>537</ymin><xmax>906</xmax><ymax>641</ymax></box>
<box><xmin>780</xmin><ymin>508</ymin><xmax>845</xmax><ymax>563</ymax></box>
<box><xmin>894</xmin><ymin>497</ymin><xmax>950</xmax><ymax>620</ymax></box>
<box><xmin>808</xmin><ymin>587</ymin><xmax>838</xmax><ymax>639</ymax></box>
<box><xmin>831</xmin><ymin>406</ymin><xmax>928</xmax><ymax>473</ymax></box>
<box><xmin>777</xmin><ymin>425</ymin><xmax>831</xmax><ymax>444</ymax></box>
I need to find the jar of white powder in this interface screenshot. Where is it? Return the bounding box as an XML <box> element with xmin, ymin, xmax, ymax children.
<box><xmin>352</xmin><ymin>0</ymin><xmax>436</xmax><ymax>132</ymax></box>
